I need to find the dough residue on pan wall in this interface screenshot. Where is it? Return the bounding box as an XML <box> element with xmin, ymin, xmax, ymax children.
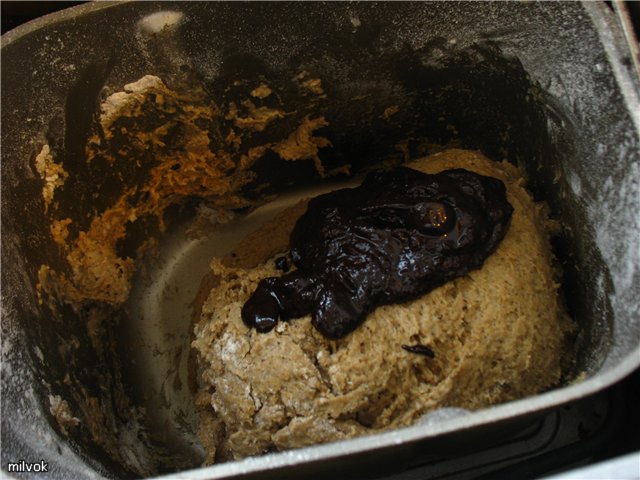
<box><xmin>296</xmin><ymin>71</ymin><xmax>325</xmax><ymax>96</ymax></box>
<box><xmin>49</xmin><ymin>394</ymin><xmax>81</xmax><ymax>435</ymax></box>
<box><xmin>270</xmin><ymin>116</ymin><xmax>332</xmax><ymax>176</ymax></box>
<box><xmin>250</xmin><ymin>83</ymin><xmax>273</xmax><ymax>99</ymax></box>
<box><xmin>381</xmin><ymin>105</ymin><xmax>400</xmax><ymax>120</ymax></box>
<box><xmin>192</xmin><ymin>148</ymin><xmax>575</xmax><ymax>463</ymax></box>
<box><xmin>35</xmin><ymin>144</ymin><xmax>68</xmax><ymax>212</ymax></box>
<box><xmin>33</xmin><ymin>73</ymin><xmax>334</xmax><ymax>473</ymax></box>
<box><xmin>225</xmin><ymin>100</ymin><xmax>285</xmax><ymax>132</ymax></box>
<box><xmin>36</xmin><ymin>75</ymin><xmax>333</xmax><ymax>310</ymax></box>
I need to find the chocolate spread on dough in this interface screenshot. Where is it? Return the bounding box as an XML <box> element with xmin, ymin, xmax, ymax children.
<box><xmin>242</xmin><ymin>167</ymin><xmax>513</xmax><ymax>339</ymax></box>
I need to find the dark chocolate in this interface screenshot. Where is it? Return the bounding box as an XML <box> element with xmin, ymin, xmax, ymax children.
<box><xmin>242</xmin><ymin>167</ymin><xmax>513</xmax><ymax>339</ymax></box>
<box><xmin>402</xmin><ymin>344</ymin><xmax>436</xmax><ymax>357</ymax></box>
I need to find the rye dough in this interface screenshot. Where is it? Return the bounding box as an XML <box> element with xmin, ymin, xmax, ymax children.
<box><xmin>191</xmin><ymin>149</ymin><xmax>574</xmax><ymax>463</ymax></box>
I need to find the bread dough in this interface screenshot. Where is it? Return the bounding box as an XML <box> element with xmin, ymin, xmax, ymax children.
<box><xmin>191</xmin><ymin>149</ymin><xmax>574</xmax><ymax>463</ymax></box>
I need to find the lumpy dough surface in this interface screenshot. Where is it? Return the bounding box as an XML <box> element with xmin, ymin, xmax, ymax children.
<box><xmin>191</xmin><ymin>149</ymin><xmax>573</xmax><ymax>463</ymax></box>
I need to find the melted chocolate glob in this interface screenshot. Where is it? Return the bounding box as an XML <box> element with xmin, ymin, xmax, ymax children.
<box><xmin>242</xmin><ymin>167</ymin><xmax>513</xmax><ymax>339</ymax></box>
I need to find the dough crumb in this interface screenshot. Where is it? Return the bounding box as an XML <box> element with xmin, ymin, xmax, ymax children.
<box><xmin>49</xmin><ymin>394</ymin><xmax>81</xmax><ymax>435</ymax></box>
<box><xmin>35</xmin><ymin>144</ymin><xmax>68</xmax><ymax>212</ymax></box>
<box><xmin>296</xmin><ymin>71</ymin><xmax>325</xmax><ymax>95</ymax></box>
<box><xmin>381</xmin><ymin>105</ymin><xmax>400</xmax><ymax>120</ymax></box>
<box><xmin>250</xmin><ymin>83</ymin><xmax>272</xmax><ymax>99</ymax></box>
<box><xmin>271</xmin><ymin>116</ymin><xmax>331</xmax><ymax>176</ymax></box>
<box><xmin>226</xmin><ymin>100</ymin><xmax>285</xmax><ymax>132</ymax></box>
<box><xmin>50</xmin><ymin>218</ymin><xmax>72</xmax><ymax>247</ymax></box>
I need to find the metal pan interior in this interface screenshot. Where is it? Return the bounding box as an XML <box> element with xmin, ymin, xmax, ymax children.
<box><xmin>1</xmin><ymin>2</ymin><xmax>639</xmax><ymax>478</ymax></box>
